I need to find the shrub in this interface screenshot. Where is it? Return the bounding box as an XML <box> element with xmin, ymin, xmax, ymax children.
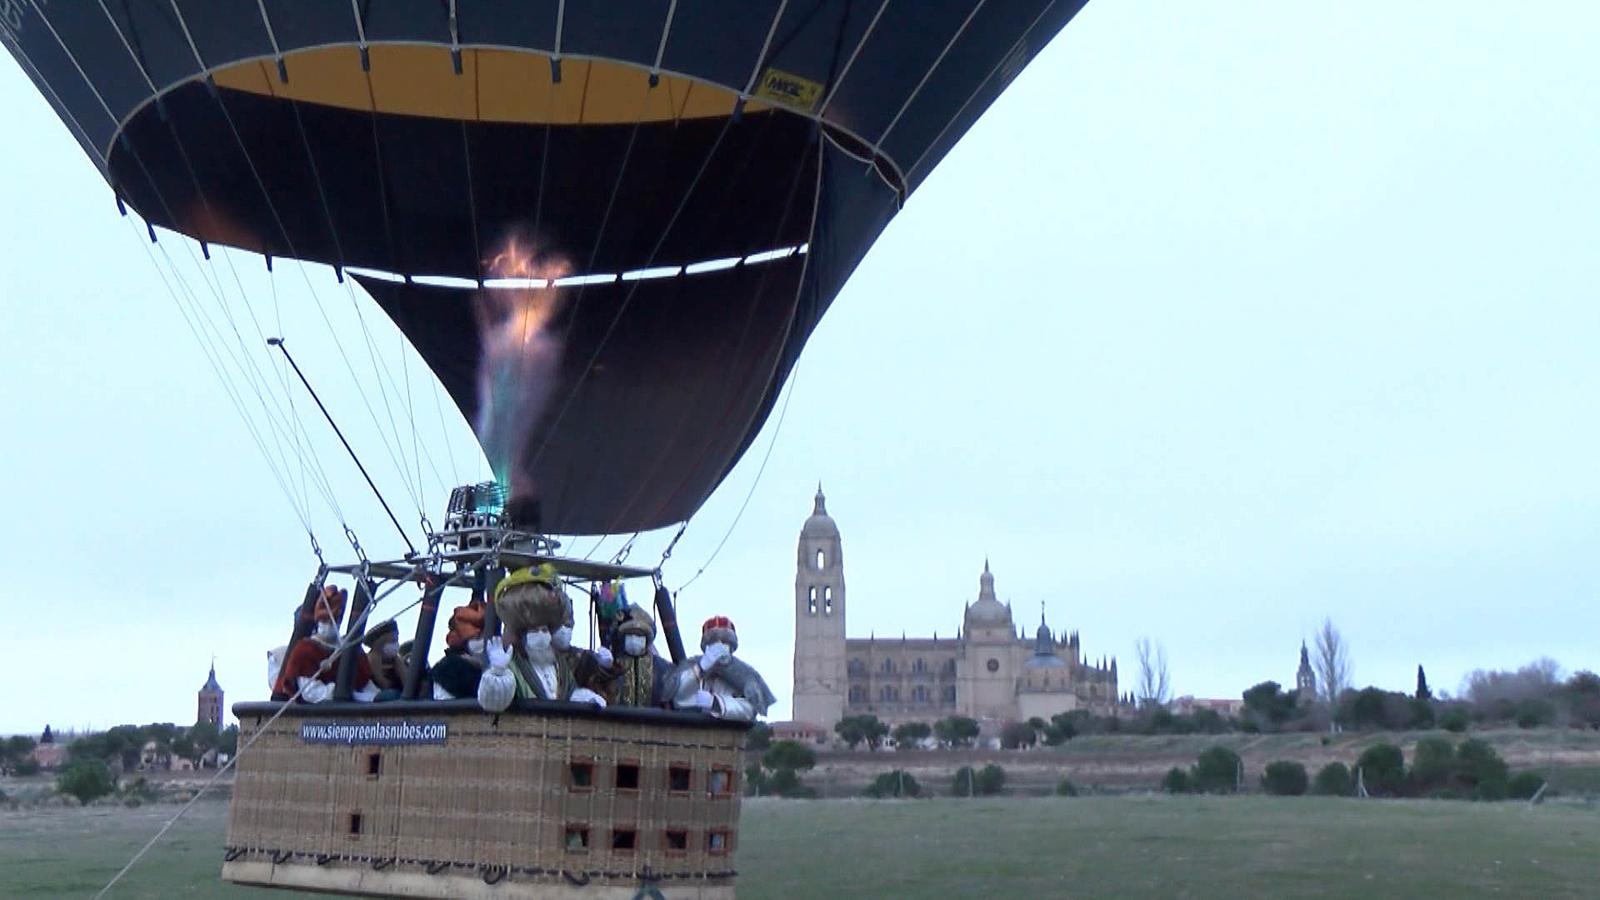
<box><xmin>1192</xmin><ymin>746</ymin><xmax>1243</xmax><ymax>794</ymax></box>
<box><xmin>1410</xmin><ymin>737</ymin><xmax>1456</xmax><ymax>794</ymax></box>
<box><xmin>1354</xmin><ymin>743</ymin><xmax>1407</xmax><ymax>797</ymax></box>
<box><xmin>1508</xmin><ymin>771</ymin><xmax>1545</xmax><ymax>801</ymax></box>
<box><xmin>1439</xmin><ymin>708</ymin><xmax>1470</xmax><ymax>733</ymax></box>
<box><xmin>952</xmin><ymin>764</ymin><xmax>1005</xmax><ymax>796</ymax></box>
<box><xmin>13</xmin><ymin>758</ymin><xmax>40</xmax><ymax>777</ymax></box>
<box><xmin>862</xmin><ymin>770</ymin><xmax>921</xmax><ymax>798</ymax></box>
<box><xmin>1260</xmin><ymin>761</ymin><xmax>1308</xmax><ymax>796</ymax></box>
<box><xmin>1161</xmin><ymin>767</ymin><xmax>1191</xmax><ymax>794</ymax></box>
<box><xmin>1055</xmin><ymin>778</ymin><xmax>1079</xmax><ymax>797</ymax></box>
<box><xmin>1515</xmin><ymin>699</ymin><xmax>1556</xmax><ymax>729</ymax></box>
<box><xmin>1454</xmin><ymin>739</ymin><xmax>1509</xmax><ymax>800</ymax></box>
<box><xmin>1312</xmin><ymin>762</ymin><xmax>1353</xmax><ymax>796</ymax></box>
<box><xmin>56</xmin><ymin>759</ymin><xmax>116</xmax><ymax>805</ymax></box>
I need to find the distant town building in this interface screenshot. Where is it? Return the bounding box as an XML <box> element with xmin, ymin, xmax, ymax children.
<box><xmin>1171</xmin><ymin>696</ymin><xmax>1245</xmax><ymax>717</ymax></box>
<box><xmin>790</xmin><ymin>487</ymin><xmax>1122</xmax><ymax>731</ymax></box>
<box><xmin>31</xmin><ymin>726</ymin><xmax>67</xmax><ymax>770</ymax></box>
<box><xmin>1296</xmin><ymin>642</ymin><xmax>1317</xmax><ymax>702</ymax></box>
<box><xmin>198</xmin><ymin>661</ymin><xmax>224</xmax><ymax>727</ymax></box>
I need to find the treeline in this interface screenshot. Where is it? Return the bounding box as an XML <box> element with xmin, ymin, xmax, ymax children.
<box><xmin>1161</xmin><ymin>737</ymin><xmax>1546</xmax><ymax>802</ymax></box>
<box><xmin>1129</xmin><ymin>661</ymin><xmax>1600</xmax><ymax>738</ymax></box>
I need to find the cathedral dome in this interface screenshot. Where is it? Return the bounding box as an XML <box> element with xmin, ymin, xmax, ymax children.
<box><xmin>1026</xmin><ymin>610</ymin><xmax>1066</xmax><ymax>668</ymax></box>
<box><xmin>801</xmin><ymin>484</ymin><xmax>839</xmax><ymax>539</ymax></box>
<box><xmin>963</xmin><ymin>560</ymin><xmax>1013</xmax><ymax>627</ymax></box>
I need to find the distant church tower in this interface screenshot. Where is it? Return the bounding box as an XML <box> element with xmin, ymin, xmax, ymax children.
<box><xmin>792</xmin><ymin>485</ymin><xmax>846</xmax><ymax>727</ymax></box>
<box><xmin>1296</xmin><ymin>642</ymin><xmax>1317</xmax><ymax>702</ymax></box>
<box><xmin>198</xmin><ymin>660</ymin><xmax>224</xmax><ymax>727</ymax></box>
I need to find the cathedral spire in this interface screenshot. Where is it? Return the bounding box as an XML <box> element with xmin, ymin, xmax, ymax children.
<box><xmin>814</xmin><ymin>482</ymin><xmax>826</xmax><ymax>515</ymax></box>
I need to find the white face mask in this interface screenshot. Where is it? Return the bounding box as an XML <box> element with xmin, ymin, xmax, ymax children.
<box><xmin>623</xmin><ymin>635</ymin><xmax>647</xmax><ymax>657</ymax></box>
<box><xmin>315</xmin><ymin>621</ymin><xmax>339</xmax><ymax>642</ymax></box>
<box><xmin>553</xmin><ymin>625</ymin><xmax>573</xmax><ymax>650</ymax></box>
<box><xmin>381</xmin><ymin>642</ymin><xmax>399</xmax><ymax>659</ymax></box>
<box><xmin>524</xmin><ymin>629</ymin><xmax>553</xmax><ymax>661</ymax></box>
<box><xmin>704</xmin><ymin>640</ymin><xmax>731</xmax><ymax>657</ymax></box>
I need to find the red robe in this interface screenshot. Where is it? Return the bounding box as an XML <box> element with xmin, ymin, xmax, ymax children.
<box><xmin>274</xmin><ymin>637</ymin><xmax>373</xmax><ymax>697</ymax></box>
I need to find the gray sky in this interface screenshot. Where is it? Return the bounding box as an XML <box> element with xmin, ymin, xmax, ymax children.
<box><xmin>3</xmin><ymin>2</ymin><xmax>1597</xmax><ymax>734</ymax></box>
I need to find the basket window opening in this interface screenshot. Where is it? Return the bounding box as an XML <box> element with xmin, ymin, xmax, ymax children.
<box><xmin>366</xmin><ymin>752</ymin><xmax>381</xmax><ymax>777</ymax></box>
<box><xmin>569</xmin><ymin>761</ymin><xmax>594</xmax><ymax>790</ymax></box>
<box><xmin>611</xmin><ymin>828</ymin><xmax>637</xmax><ymax>852</ymax></box>
<box><xmin>664</xmin><ymin>830</ymin><xmax>689</xmax><ymax>853</ymax></box>
<box><xmin>348</xmin><ymin>812</ymin><xmax>363</xmax><ymax>836</ymax></box>
<box><xmin>564</xmin><ymin>826</ymin><xmax>590</xmax><ymax>852</ymax></box>
<box><xmin>707</xmin><ymin>830</ymin><xmax>730</xmax><ymax>855</ymax></box>
<box><xmin>617</xmin><ymin>762</ymin><xmax>641</xmax><ymax>791</ymax></box>
<box><xmin>709</xmin><ymin>768</ymin><xmax>734</xmax><ymax>796</ymax></box>
<box><xmin>668</xmin><ymin>765</ymin><xmax>692</xmax><ymax>792</ymax></box>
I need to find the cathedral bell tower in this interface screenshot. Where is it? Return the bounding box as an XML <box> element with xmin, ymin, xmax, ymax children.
<box><xmin>792</xmin><ymin>485</ymin><xmax>846</xmax><ymax>728</ymax></box>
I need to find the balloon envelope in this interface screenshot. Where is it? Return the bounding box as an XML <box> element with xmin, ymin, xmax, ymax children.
<box><xmin>5</xmin><ymin>1</ymin><xmax>1089</xmax><ymax>533</ymax></box>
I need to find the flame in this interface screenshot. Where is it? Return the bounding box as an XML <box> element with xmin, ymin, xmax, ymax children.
<box><xmin>473</xmin><ymin>234</ymin><xmax>573</xmax><ymax>510</ymax></box>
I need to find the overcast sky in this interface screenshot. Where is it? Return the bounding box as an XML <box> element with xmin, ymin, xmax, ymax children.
<box><xmin>3</xmin><ymin>2</ymin><xmax>1598</xmax><ymax>734</ymax></box>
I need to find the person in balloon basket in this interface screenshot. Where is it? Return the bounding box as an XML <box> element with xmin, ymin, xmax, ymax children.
<box><xmin>553</xmin><ymin>591</ymin><xmax>623</xmax><ymax>702</ymax></box>
<box><xmin>272</xmin><ymin>585</ymin><xmax>379</xmax><ymax>703</ymax></box>
<box><xmin>478</xmin><ymin>565</ymin><xmax>609</xmax><ymax>712</ymax></box>
<box><xmin>602</xmin><ymin>603</ymin><xmax>675</xmax><ymax>708</ymax></box>
<box><xmin>670</xmin><ymin>616</ymin><xmax>776</xmax><ymax>721</ymax></box>
<box><xmin>430</xmin><ymin>597</ymin><xmax>489</xmax><ymax>700</ymax></box>
<box><xmin>363</xmin><ymin>620</ymin><xmax>408</xmax><ymax>702</ymax></box>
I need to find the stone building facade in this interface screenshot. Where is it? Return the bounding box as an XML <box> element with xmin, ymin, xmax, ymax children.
<box><xmin>199</xmin><ymin>662</ymin><xmax>224</xmax><ymax>727</ymax></box>
<box><xmin>791</xmin><ymin>488</ymin><xmax>1121</xmax><ymax>730</ymax></box>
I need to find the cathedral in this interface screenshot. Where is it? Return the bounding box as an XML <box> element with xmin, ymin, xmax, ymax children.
<box><xmin>791</xmin><ymin>487</ymin><xmax>1122</xmax><ymax>730</ymax></box>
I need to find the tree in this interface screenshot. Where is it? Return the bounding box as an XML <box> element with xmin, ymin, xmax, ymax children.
<box><xmin>999</xmin><ymin>721</ymin><xmax>1037</xmax><ymax>749</ymax></box>
<box><xmin>748</xmin><ymin>720</ymin><xmax>774</xmax><ymax>749</ymax></box>
<box><xmin>1313</xmin><ymin>617</ymin><xmax>1352</xmax><ymax>712</ymax></box>
<box><xmin>41</xmin><ymin>725</ymin><xmax>54</xmax><ymax>744</ymax></box>
<box><xmin>1192</xmin><ymin>746</ymin><xmax>1243</xmax><ymax>794</ymax></box>
<box><xmin>57</xmin><ymin>758</ymin><xmax>116</xmax><ymax>805</ymax></box>
<box><xmin>1354</xmin><ymin>743</ymin><xmax>1406</xmax><ymax>797</ymax></box>
<box><xmin>1416</xmin><ymin>665</ymin><xmax>1432</xmax><ymax>700</ymax></box>
<box><xmin>834</xmin><ymin>715</ymin><xmax>888</xmax><ymax>751</ymax></box>
<box><xmin>1311</xmin><ymin>762</ymin><xmax>1353</xmax><ymax>796</ymax></box>
<box><xmin>171</xmin><ymin>732</ymin><xmax>196</xmax><ymax>767</ymax></box>
<box><xmin>933</xmin><ymin>716</ymin><xmax>980</xmax><ymax>748</ymax></box>
<box><xmin>1261</xmin><ymin>761</ymin><xmax>1309</xmax><ymax>796</ymax></box>
<box><xmin>1135</xmin><ymin>637</ymin><xmax>1172</xmax><ymax>708</ymax></box>
<box><xmin>219</xmin><ymin>724</ymin><xmax>240</xmax><ymax>758</ymax></box>
<box><xmin>189</xmin><ymin>722</ymin><xmax>221</xmax><ymax>767</ymax></box>
<box><xmin>761</xmin><ymin>740</ymin><xmax>817</xmax><ymax>773</ymax></box>
<box><xmin>1242</xmin><ymin>681</ymin><xmax>1298</xmax><ymax>729</ymax></box>
<box><xmin>891</xmin><ymin>722</ymin><xmax>931</xmax><ymax>748</ymax></box>
<box><xmin>759</xmin><ymin>741</ymin><xmax>818</xmax><ymax>799</ymax></box>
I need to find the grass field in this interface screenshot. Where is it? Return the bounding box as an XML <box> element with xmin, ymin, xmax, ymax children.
<box><xmin>3</xmin><ymin>795</ymin><xmax>1597</xmax><ymax>898</ymax></box>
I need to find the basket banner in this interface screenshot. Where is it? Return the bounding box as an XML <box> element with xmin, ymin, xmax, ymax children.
<box><xmin>300</xmin><ymin>720</ymin><xmax>449</xmax><ymax>746</ymax></box>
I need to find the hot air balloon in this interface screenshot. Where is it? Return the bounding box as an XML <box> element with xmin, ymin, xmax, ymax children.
<box><xmin>5</xmin><ymin>2</ymin><xmax>1087</xmax><ymax>896</ymax></box>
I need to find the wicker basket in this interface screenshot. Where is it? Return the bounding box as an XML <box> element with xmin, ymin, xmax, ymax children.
<box><xmin>223</xmin><ymin>700</ymin><xmax>747</xmax><ymax>899</ymax></box>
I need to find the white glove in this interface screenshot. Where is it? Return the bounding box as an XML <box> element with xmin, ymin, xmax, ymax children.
<box><xmin>570</xmin><ymin>687</ymin><xmax>607</xmax><ymax>708</ymax></box>
<box><xmin>691</xmin><ymin>689</ymin><xmax>713</xmax><ymax>710</ymax></box>
<box><xmin>298</xmin><ymin>677</ymin><xmax>331</xmax><ymax>704</ymax></box>
<box><xmin>595</xmin><ymin>647</ymin><xmax>614</xmax><ymax>669</ymax></box>
<box><xmin>486</xmin><ymin>637</ymin><xmax>512</xmax><ymax>673</ymax></box>
<box><xmin>352</xmin><ymin>682</ymin><xmax>379</xmax><ymax>703</ymax></box>
<box><xmin>699</xmin><ymin>643</ymin><xmax>730</xmax><ymax>673</ymax></box>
